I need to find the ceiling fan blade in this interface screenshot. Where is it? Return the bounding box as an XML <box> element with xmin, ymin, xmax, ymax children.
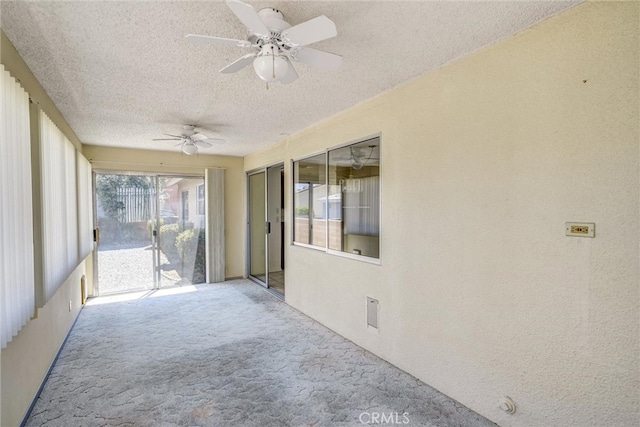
<box><xmin>191</xmin><ymin>133</ymin><xmax>209</xmax><ymax>141</ymax></box>
<box><xmin>195</xmin><ymin>140</ymin><xmax>213</xmax><ymax>148</ymax></box>
<box><xmin>196</xmin><ymin>138</ymin><xmax>226</xmax><ymax>148</ymax></box>
<box><xmin>185</xmin><ymin>34</ymin><xmax>252</xmax><ymax>48</ymax></box>
<box><xmin>293</xmin><ymin>47</ymin><xmax>342</xmax><ymax>71</ymax></box>
<box><xmin>281</xmin><ymin>15</ymin><xmax>337</xmax><ymax>47</ymax></box>
<box><xmin>220</xmin><ymin>53</ymin><xmax>257</xmax><ymax>74</ymax></box>
<box><xmin>279</xmin><ymin>58</ymin><xmax>298</xmax><ymax>84</ymax></box>
<box><xmin>226</xmin><ymin>0</ymin><xmax>270</xmax><ymax>38</ymax></box>
<box><xmin>153</xmin><ymin>138</ymin><xmax>181</xmax><ymax>141</ymax></box>
<box><xmin>204</xmin><ymin>138</ymin><xmax>226</xmax><ymax>144</ymax></box>
<box><xmin>163</xmin><ymin>133</ymin><xmax>183</xmax><ymax>138</ymax></box>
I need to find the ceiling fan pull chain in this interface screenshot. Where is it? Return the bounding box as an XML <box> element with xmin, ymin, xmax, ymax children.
<box><xmin>271</xmin><ymin>45</ymin><xmax>276</xmax><ymax>79</ymax></box>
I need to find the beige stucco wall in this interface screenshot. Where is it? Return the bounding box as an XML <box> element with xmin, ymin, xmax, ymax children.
<box><xmin>245</xmin><ymin>2</ymin><xmax>639</xmax><ymax>426</ymax></box>
<box><xmin>1</xmin><ymin>261</ymin><xmax>87</xmax><ymax>426</ymax></box>
<box><xmin>83</xmin><ymin>145</ymin><xmax>245</xmax><ymax>279</ymax></box>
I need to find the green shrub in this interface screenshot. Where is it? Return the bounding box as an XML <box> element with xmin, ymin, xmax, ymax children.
<box><xmin>147</xmin><ymin>218</ymin><xmax>165</xmax><ymax>239</ymax></box>
<box><xmin>175</xmin><ymin>228</ymin><xmax>206</xmax><ymax>283</ymax></box>
<box><xmin>159</xmin><ymin>223</ymin><xmax>181</xmax><ymax>259</ymax></box>
<box><xmin>159</xmin><ymin>222</ymin><xmax>194</xmax><ymax>251</ymax></box>
<box><xmin>175</xmin><ymin>228</ymin><xmax>196</xmax><ymax>258</ymax></box>
<box><xmin>295</xmin><ymin>206</ymin><xmax>310</xmax><ymax>217</ymax></box>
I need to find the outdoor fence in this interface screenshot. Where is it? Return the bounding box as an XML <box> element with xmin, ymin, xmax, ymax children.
<box><xmin>115</xmin><ymin>187</ymin><xmax>155</xmax><ymax>223</ymax></box>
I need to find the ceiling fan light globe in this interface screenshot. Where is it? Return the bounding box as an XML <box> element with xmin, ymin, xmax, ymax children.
<box><xmin>182</xmin><ymin>142</ymin><xmax>198</xmax><ymax>155</ymax></box>
<box><xmin>253</xmin><ymin>55</ymin><xmax>289</xmax><ymax>83</ymax></box>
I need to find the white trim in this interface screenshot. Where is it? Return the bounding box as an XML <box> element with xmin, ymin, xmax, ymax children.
<box><xmin>291</xmin><ymin>134</ymin><xmax>382</xmax><ymax>262</ymax></box>
<box><xmin>326</xmin><ymin>132</ymin><xmax>382</xmax><ymax>153</ymax></box>
<box><xmin>291</xmin><ymin>149</ymin><xmax>326</xmax><ymax>163</ymax></box>
<box><xmin>327</xmin><ymin>248</ymin><xmax>382</xmax><ymax>265</ymax></box>
<box><xmin>292</xmin><ymin>241</ymin><xmax>326</xmax><ymax>252</ymax></box>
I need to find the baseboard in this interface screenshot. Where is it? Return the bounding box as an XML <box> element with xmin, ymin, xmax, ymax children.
<box><xmin>18</xmin><ymin>304</ymin><xmax>85</xmax><ymax>427</ymax></box>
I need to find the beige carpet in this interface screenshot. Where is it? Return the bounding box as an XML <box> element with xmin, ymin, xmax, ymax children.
<box><xmin>25</xmin><ymin>280</ymin><xmax>494</xmax><ymax>427</ymax></box>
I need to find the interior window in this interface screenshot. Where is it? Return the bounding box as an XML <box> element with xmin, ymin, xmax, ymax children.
<box><xmin>328</xmin><ymin>138</ymin><xmax>380</xmax><ymax>258</ymax></box>
<box><xmin>293</xmin><ymin>153</ymin><xmax>327</xmax><ymax>247</ymax></box>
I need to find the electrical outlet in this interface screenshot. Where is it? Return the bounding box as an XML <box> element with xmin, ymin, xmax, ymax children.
<box><xmin>565</xmin><ymin>222</ymin><xmax>595</xmax><ymax>238</ymax></box>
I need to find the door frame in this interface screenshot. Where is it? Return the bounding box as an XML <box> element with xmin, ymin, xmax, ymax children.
<box><xmin>247</xmin><ymin>169</ymin><xmax>268</xmax><ymax>287</ymax></box>
<box><xmin>92</xmin><ymin>170</ymin><xmax>205</xmax><ymax>296</ymax></box>
<box><xmin>246</xmin><ymin>163</ymin><xmax>285</xmax><ymax>297</ymax></box>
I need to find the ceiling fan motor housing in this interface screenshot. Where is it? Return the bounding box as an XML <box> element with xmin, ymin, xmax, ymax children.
<box><xmin>257</xmin><ymin>8</ymin><xmax>290</xmax><ymax>32</ymax></box>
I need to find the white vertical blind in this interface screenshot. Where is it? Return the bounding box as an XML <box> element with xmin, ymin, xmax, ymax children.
<box><xmin>0</xmin><ymin>65</ymin><xmax>35</xmax><ymax>348</ymax></box>
<box><xmin>77</xmin><ymin>154</ymin><xmax>93</xmax><ymax>260</ymax></box>
<box><xmin>65</xmin><ymin>139</ymin><xmax>78</xmax><ymax>264</ymax></box>
<box><xmin>39</xmin><ymin>111</ymin><xmax>78</xmax><ymax>303</ymax></box>
<box><xmin>344</xmin><ymin>176</ymin><xmax>380</xmax><ymax>236</ymax></box>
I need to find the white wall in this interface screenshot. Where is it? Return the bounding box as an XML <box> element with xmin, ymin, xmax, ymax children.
<box><xmin>245</xmin><ymin>2</ymin><xmax>639</xmax><ymax>426</ymax></box>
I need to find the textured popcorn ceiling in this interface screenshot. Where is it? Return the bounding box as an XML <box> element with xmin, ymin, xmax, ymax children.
<box><xmin>0</xmin><ymin>0</ymin><xmax>577</xmax><ymax>157</ymax></box>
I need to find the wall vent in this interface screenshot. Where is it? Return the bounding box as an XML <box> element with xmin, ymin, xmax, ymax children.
<box><xmin>367</xmin><ymin>297</ymin><xmax>379</xmax><ymax>328</ymax></box>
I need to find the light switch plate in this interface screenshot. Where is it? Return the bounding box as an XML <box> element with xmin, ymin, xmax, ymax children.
<box><xmin>565</xmin><ymin>222</ymin><xmax>595</xmax><ymax>238</ymax></box>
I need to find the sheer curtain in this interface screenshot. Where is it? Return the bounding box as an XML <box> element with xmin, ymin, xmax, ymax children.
<box><xmin>39</xmin><ymin>111</ymin><xmax>78</xmax><ymax>303</ymax></box>
<box><xmin>0</xmin><ymin>65</ymin><xmax>35</xmax><ymax>348</ymax></box>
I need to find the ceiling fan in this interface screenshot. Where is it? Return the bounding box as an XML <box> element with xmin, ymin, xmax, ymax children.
<box><xmin>153</xmin><ymin>125</ymin><xmax>225</xmax><ymax>155</ymax></box>
<box><xmin>333</xmin><ymin>145</ymin><xmax>380</xmax><ymax>170</ymax></box>
<box><xmin>185</xmin><ymin>0</ymin><xmax>342</xmax><ymax>84</ymax></box>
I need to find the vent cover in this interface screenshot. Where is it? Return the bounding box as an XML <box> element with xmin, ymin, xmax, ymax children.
<box><xmin>367</xmin><ymin>297</ymin><xmax>379</xmax><ymax>328</ymax></box>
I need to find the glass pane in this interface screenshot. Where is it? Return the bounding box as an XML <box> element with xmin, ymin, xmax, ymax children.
<box><xmin>95</xmin><ymin>174</ymin><xmax>156</xmax><ymax>294</ymax></box>
<box><xmin>249</xmin><ymin>172</ymin><xmax>267</xmax><ymax>282</ymax></box>
<box><xmin>267</xmin><ymin>165</ymin><xmax>285</xmax><ymax>295</ymax></box>
<box><xmin>293</xmin><ymin>153</ymin><xmax>326</xmax><ymax>247</ymax></box>
<box><xmin>328</xmin><ymin>138</ymin><xmax>381</xmax><ymax>258</ymax></box>
<box><xmin>157</xmin><ymin>176</ymin><xmax>206</xmax><ymax>287</ymax></box>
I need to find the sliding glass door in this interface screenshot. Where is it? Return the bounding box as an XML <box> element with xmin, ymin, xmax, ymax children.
<box><xmin>248</xmin><ymin>172</ymin><xmax>267</xmax><ymax>283</ymax></box>
<box><xmin>247</xmin><ymin>165</ymin><xmax>285</xmax><ymax>296</ymax></box>
<box><xmin>94</xmin><ymin>173</ymin><xmax>206</xmax><ymax>295</ymax></box>
<box><xmin>155</xmin><ymin>176</ymin><xmax>207</xmax><ymax>288</ymax></box>
<box><xmin>95</xmin><ymin>173</ymin><xmax>156</xmax><ymax>294</ymax></box>
<box><xmin>266</xmin><ymin>165</ymin><xmax>285</xmax><ymax>294</ymax></box>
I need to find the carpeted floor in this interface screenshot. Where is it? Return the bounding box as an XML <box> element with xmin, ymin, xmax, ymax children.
<box><xmin>25</xmin><ymin>280</ymin><xmax>494</xmax><ymax>427</ymax></box>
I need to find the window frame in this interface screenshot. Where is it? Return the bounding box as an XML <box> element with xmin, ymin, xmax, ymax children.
<box><xmin>291</xmin><ymin>134</ymin><xmax>382</xmax><ymax>265</ymax></box>
<box><xmin>181</xmin><ymin>190</ymin><xmax>189</xmax><ymax>222</ymax></box>
<box><xmin>196</xmin><ymin>183</ymin><xmax>205</xmax><ymax>215</ymax></box>
<box><xmin>291</xmin><ymin>150</ymin><xmax>327</xmax><ymax>251</ymax></box>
